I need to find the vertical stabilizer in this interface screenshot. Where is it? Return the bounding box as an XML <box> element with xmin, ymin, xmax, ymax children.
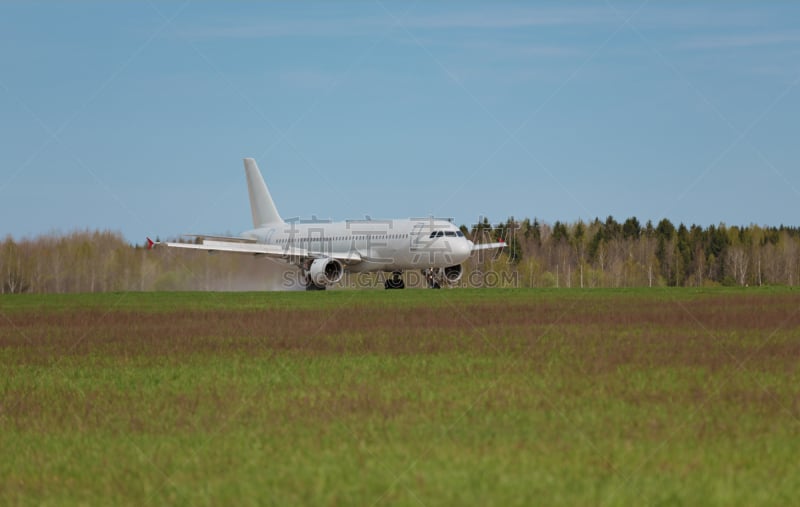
<box><xmin>243</xmin><ymin>158</ymin><xmax>284</xmax><ymax>227</ymax></box>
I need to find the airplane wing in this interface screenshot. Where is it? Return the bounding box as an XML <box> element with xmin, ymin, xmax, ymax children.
<box><xmin>470</xmin><ymin>240</ymin><xmax>506</xmax><ymax>252</ymax></box>
<box><xmin>180</xmin><ymin>234</ymin><xmax>259</xmax><ymax>244</ymax></box>
<box><xmin>147</xmin><ymin>237</ymin><xmax>362</xmax><ymax>264</ymax></box>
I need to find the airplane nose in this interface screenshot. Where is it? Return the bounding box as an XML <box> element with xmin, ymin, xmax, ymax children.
<box><xmin>455</xmin><ymin>238</ymin><xmax>471</xmax><ymax>261</ymax></box>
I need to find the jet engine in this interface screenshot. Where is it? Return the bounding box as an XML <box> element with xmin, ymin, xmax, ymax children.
<box><xmin>438</xmin><ymin>264</ymin><xmax>463</xmax><ymax>284</ymax></box>
<box><xmin>308</xmin><ymin>258</ymin><xmax>344</xmax><ymax>286</ymax></box>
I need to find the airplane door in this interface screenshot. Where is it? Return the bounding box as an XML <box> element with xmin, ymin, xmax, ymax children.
<box><xmin>409</xmin><ymin>222</ymin><xmax>426</xmax><ymax>252</ymax></box>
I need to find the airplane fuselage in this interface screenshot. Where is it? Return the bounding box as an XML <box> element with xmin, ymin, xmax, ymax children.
<box><xmin>242</xmin><ymin>218</ymin><xmax>471</xmax><ymax>273</ymax></box>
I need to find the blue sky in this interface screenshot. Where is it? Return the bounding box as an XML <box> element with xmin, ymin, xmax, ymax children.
<box><xmin>1</xmin><ymin>2</ymin><xmax>799</xmax><ymax>243</ymax></box>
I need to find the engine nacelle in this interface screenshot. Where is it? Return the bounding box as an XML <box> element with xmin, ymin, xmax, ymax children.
<box><xmin>438</xmin><ymin>264</ymin><xmax>463</xmax><ymax>284</ymax></box>
<box><xmin>308</xmin><ymin>258</ymin><xmax>344</xmax><ymax>286</ymax></box>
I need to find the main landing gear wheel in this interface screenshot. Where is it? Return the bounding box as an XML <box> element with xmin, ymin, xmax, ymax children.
<box><xmin>384</xmin><ymin>271</ymin><xmax>405</xmax><ymax>290</ymax></box>
<box><xmin>304</xmin><ymin>274</ymin><xmax>327</xmax><ymax>291</ymax></box>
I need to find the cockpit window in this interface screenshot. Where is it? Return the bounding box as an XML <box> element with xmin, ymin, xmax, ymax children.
<box><xmin>429</xmin><ymin>230</ymin><xmax>462</xmax><ymax>238</ymax></box>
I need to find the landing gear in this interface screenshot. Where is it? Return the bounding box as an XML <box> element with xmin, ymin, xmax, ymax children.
<box><xmin>424</xmin><ymin>268</ymin><xmax>441</xmax><ymax>289</ymax></box>
<box><xmin>304</xmin><ymin>273</ymin><xmax>327</xmax><ymax>291</ymax></box>
<box><xmin>384</xmin><ymin>271</ymin><xmax>405</xmax><ymax>289</ymax></box>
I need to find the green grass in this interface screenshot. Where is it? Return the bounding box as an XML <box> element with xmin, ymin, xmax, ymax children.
<box><xmin>1</xmin><ymin>288</ymin><xmax>799</xmax><ymax>505</ymax></box>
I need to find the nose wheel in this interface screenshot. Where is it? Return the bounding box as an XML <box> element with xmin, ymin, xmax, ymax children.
<box><xmin>424</xmin><ymin>268</ymin><xmax>441</xmax><ymax>289</ymax></box>
<box><xmin>384</xmin><ymin>271</ymin><xmax>405</xmax><ymax>289</ymax></box>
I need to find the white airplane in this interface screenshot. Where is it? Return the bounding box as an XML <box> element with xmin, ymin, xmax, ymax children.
<box><xmin>149</xmin><ymin>158</ymin><xmax>505</xmax><ymax>290</ymax></box>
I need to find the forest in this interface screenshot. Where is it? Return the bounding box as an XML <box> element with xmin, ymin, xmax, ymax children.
<box><xmin>2</xmin><ymin>217</ymin><xmax>799</xmax><ymax>293</ymax></box>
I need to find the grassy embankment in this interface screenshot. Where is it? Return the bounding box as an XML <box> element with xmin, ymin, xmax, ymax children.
<box><xmin>1</xmin><ymin>288</ymin><xmax>799</xmax><ymax>505</ymax></box>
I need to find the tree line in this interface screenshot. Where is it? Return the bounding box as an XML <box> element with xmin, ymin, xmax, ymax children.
<box><xmin>2</xmin><ymin>217</ymin><xmax>799</xmax><ymax>293</ymax></box>
<box><xmin>0</xmin><ymin>230</ymin><xmax>285</xmax><ymax>294</ymax></box>
<box><xmin>468</xmin><ymin>217</ymin><xmax>800</xmax><ymax>288</ymax></box>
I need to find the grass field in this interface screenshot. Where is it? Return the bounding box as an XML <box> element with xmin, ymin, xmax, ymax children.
<box><xmin>1</xmin><ymin>288</ymin><xmax>799</xmax><ymax>506</ymax></box>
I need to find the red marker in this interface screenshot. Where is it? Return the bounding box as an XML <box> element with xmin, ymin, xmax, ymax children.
<box><xmin>146</xmin><ymin>237</ymin><xmax>155</xmax><ymax>250</ymax></box>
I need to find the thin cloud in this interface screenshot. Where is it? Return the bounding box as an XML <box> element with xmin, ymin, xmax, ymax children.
<box><xmin>180</xmin><ymin>18</ymin><xmax>380</xmax><ymax>39</ymax></box>
<box><xmin>679</xmin><ymin>32</ymin><xmax>800</xmax><ymax>50</ymax></box>
<box><xmin>180</xmin><ymin>7</ymin><xmax>619</xmax><ymax>41</ymax></box>
<box><xmin>400</xmin><ymin>7</ymin><xmax>616</xmax><ymax>29</ymax></box>
<box><xmin>421</xmin><ymin>38</ymin><xmax>582</xmax><ymax>58</ymax></box>
<box><xmin>630</xmin><ymin>6</ymin><xmax>773</xmax><ymax>29</ymax></box>
<box><xmin>181</xmin><ymin>5</ymin><xmax>780</xmax><ymax>41</ymax></box>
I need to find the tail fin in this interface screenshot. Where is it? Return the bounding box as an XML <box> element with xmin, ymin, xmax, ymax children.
<box><xmin>243</xmin><ymin>158</ymin><xmax>284</xmax><ymax>227</ymax></box>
